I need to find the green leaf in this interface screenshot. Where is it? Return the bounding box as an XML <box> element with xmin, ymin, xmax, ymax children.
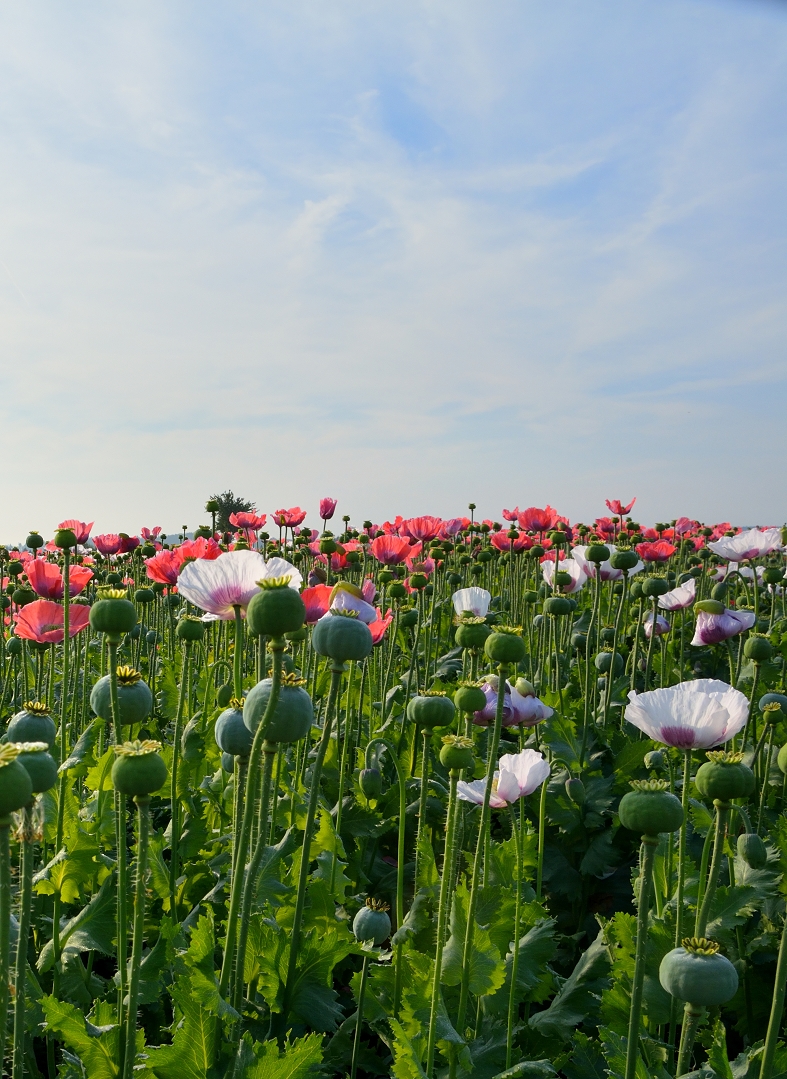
<box><xmin>483</xmin><ymin>915</ymin><xmax>558</xmax><ymax>1017</ymax></box>
<box><xmin>528</xmin><ymin>934</ymin><xmax>610</xmax><ymax>1042</ymax></box>
<box><xmin>234</xmin><ymin>1031</ymin><xmax>324</xmax><ymax>1078</ymax></box>
<box><xmin>398</xmin><ymin>950</ymin><xmax>469</xmax><ymax>1070</ymax></box>
<box><xmin>38</xmin><ymin>876</ymin><xmax>116</xmax><ymax>974</ymax></box>
<box><xmin>580</xmin><ymin>829</ymin><xmax>622</xmax><ymax>878</ymax></box>
<box><xmin>145</xmin><ymin>977</ymin><xmax>218</xmax><ymax>1079</ymax></box>
<box><xmin>34</xmin><ymin>830</ymin><xmax>105</xmax><ymax>903</ymax></box>
<box><xmin>390</xmin><ymin>1018</ymin><xmax>429</xmax><ymax>1079</ymax></box>
<box><xmin>59</xmin><ymin>718</ymin><xmax>103</xmax><ymax>774</ymax></box>
<box><xmin>562</xmin><ymin>1032</ymin><xmax>606</xmax><ymax>1079</ymax></box>
<box><xmin>705</xmin><ymin>1020</ymin><xmax>734</xmax><ymax>1079</ymax></box>
<box><xmin>490</xmin><ymin>1062</ymin><xmax>557</xmax><ymax>1079</ymax></box>
<box><xmin>441</xmin><ymin>883</ymin><xmax>506</xmax><ymax>996</ymax></box>
<box><xmin>538</xmin><ymin>713</ymin><xmax>581</xmax><ymax>771</ymax></box>
<box><xmin>706</xmin><ymin>886</ymin><xmax>759</xmax><ymax>941</ymax></box>
<box><xmin>599</xmin><ymin>1025</ymin><xmax>652</xmax><ymax>1079</ymax></box>
<box><xmin>85</xmin><ymin>748</ymin><xmax>116</xmax><ymax>793</ymax></box>
<box><xmin>41</xmin><ymin>995</ymin><xmax>122</xmax><ymax>1079</ymax></box>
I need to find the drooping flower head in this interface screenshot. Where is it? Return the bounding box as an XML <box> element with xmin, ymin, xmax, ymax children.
<box><xmin>15</xmin><ymin>599</ymin><xmax>91</xmax><ymax>644</ymax></box>
<box><xmin>625</xmin><ymin>679</ymin><xmax>749</xmax><ymax>749</ymax></box>
<box><xmin>708</xmin><ymin>527</ymin><xmax>782</xmax><ymax>562</ymax></box>
<box><xmin>177</xmin><ymin>551</ymin><xmax>301</xmax><ymax>620</ymax></box>
<box><xmin>691</xmin><ymin>606</ymin><xmax>756</xmax><ymax>646</ymax></box>
<box><xmin>643</xmin><ymin>611</ymin><xmax>670</xmax><ymax>639</ymax></box>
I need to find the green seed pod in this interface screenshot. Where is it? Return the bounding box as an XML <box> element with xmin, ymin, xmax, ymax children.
<box><xmin>594</xmin><ymin>650</ymin><xmax>623</xmax><ymax>675</ymax></box>
<box><xmin>176</xmin><ymin>616</ymin><xmax>205</xmax><ymax>642</ymax></box>
<box><xmin>737</xmin><ymin>832</ymin><xmax>767</xmax><ymax>869</ymax></box>
<box><xmin>453</xmin><ymin>683</ymin><xmax>487</xmax><ymax>714</ymax></box>
<box><xmin>246</xmin><ymin>577</ymin><xmax>305</xmax><ymax>638</ymax></box>
<box><xmin>134</xmin><ymin>588</ymin><xmax>155</xmax><ymax>605</ymax></box>
<box><xmin>609</xmin><ymin>548</ymin><xmax>639</xmax><ymax>571</ymax></box>
<box><xmin>312</xmin><ymin>611</ymin><xmax>373</xmax><ymax>662</ymax></box>
<box><xmin>565</xmin><ymin>777</ymin><xmax>586</xmax><ymax>806</ymax></box>
<box><xmin>695</xmin><ymin>751</ymin><xmax>754</xmax><ymax>802</ymax></box>
<box><xmin>695</xmin><ymin>599</ymin><xmax>726</xmax><ymax>615</ymax></box>
<box><xmin>0</xmin><ymin>745</ymin><xmax>33</xmax><ymax>815</ymax></box>
<box><xmin>761</xmin><ymin>692</ymin><xmax>787</xmax><ymax>713</ymax></box>
<box><xmin>543</xmin><ymin>596</ymin><xmax>572</xmax><ymax>616</ymax></box>
<box><xmin>407</xmin><ymin>692</ymin><xmax>455</xmax><ymax>729</ymax></box>
<box><xmin>659</xmin><ymin>938</ymin><xmax>738</xmax><ymax>1006</ymax></box>
<box><xmin>243</xmin><ymin>673</ymin><xmax>314</xmax><ymax>743</ymax></box>
<box><xmin>112</xmin><ymin>740</ymin><xmax>168</xmax><ymax>798</ymax></box>
<box><xmin>215</xmin><ymin>683</ymin><xmax>233</xmax><ymax>708</ymax></box>
<box><xmin>215</xmin><ymin>701</ymin><xmax>253</xmax><ymax>756</ymax></box>
<box><xmin>5</xmin><ymin>638</ymin><xmax>22</xmax><ymax>658</ymax></box>
<box><xmin>743</xmin><ymin>635</ymin><xmax>773</xmax><ymax>663</ymax></box>
<box><xmin>399</xmin><ymin>607</ymin><xmax>419</xmax><ymax>629</ymax></box>
<box><xmin>455</xmin><ymin>619</ymin><xmax>492</xmax><ymax>649</ymax></box>
<box><xmin>90</xmin><ymin>667</ymin><xmax>152</xmax><ymax>726</ymax></box>
<box><xmin>90</xmin><ymin>589</ymin><xmax>137</xmax><ymax>637</ymax></box>
<box><xmin>7</xmin><ymin>701</ymin><xmax>57</xmax><ymax>749</ymax></box>
<box><xmin>352</xmin><ymin>898</ymin><xmax>391</xmax><ymax>945</ymax></box>
<box><xmin>359</xmin><ymin>767</ymin><xmax>383</xmax><ymax>800</ymax></box>
<box><xmin>221</xmin><ymin>751</ymin><xmax>235</xmax><ymax>773</ymax></box>
<box><xmin>618</xmin><ymin>779</ymin><xmax>684</xmax><ymax>836</ymax></box>
<box><xmin>641</xmin><ymin>577</ymin><xmax>669</xmax><ymax>598</ymax></box>
<box><xmin>586</xmin><ymin>544</ymin><xmax>611</xmax><ymax>564</ymax></box>
<box><xmin>14</xmin><ymin>742</ymin><xmax>58</xmax><ymax>793</ymax></box>
<box><xmin>484</xmin><ymin>628</ymin><xmax>526</xmax><ymax>665</ymax></box>
<box><xmin>644</xmin><ymin>750</ymin><xmax>665</xmax><ymax>771</ymax></box>
<box><xmin>439</xmin><ymin>735</ymin><xmax>475</xmax><ymax>771</ymax></box>
<box><xmin>778</xmin><ymin>743</ymin><xmax>787</xmax><ymax>776</ymax></box>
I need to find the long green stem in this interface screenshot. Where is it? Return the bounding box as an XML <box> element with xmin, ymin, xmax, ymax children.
<box><xmin>505</xmin><ymin>800</ymin><xmax>524</xmax><ymax>1070</ymax></box>
<box><xmin>350</xmin><ymin>954</ymin><xmax>370</xmax><ymax>1079</ymax></box>
<box><xmin>668</xmin><ymin>749</ymin><xmax>692</xmax><ymax>1062</ymax></box>
<box><xmin>122</xmin><ymin>796</ymin><xmax>151</xmax><ymax>1079</ymax></box>
<box><xmin>625</xmin><ymin>835</ymin><xmax>658</xmax><ymax>1079</ymax></box>
<box><xmin>694</xmin><ymin>801</ymin><xmax>730</xmax><ymax>939</ymax></box>
<box><xmin>676</xmin><ymin>1003</ymin><xmax>704</xmax><ymax>1078</ymax></box>
<box><xmin>169</xmin><ymin>643</ymin><xmax>190</xmax><ymax>924</ymax></box>
<box><xmin>12</xmin><ymin>806</ymin><xmax>34</xmax><ymax>1079</ymax></box>
<box><xmin>426</xmin><ymin>771</ymin><xmax>460</xmax><ymax>1076</ymax></box>
<box><xmin>0</xmin><ymin>820</ymin><xmax>11</xmax><ymax>1076</ymax></box>
<box><xmin>762</xmin><ymin>910</ymin><xmax>787</xmax><ymax>1079</ymax></box>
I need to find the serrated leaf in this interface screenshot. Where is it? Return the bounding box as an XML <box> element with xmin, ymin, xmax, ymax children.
<box><xmin>528</xmin><ymin>934</ymin><xmax>610</xmax><ymax>1042</ymax></box>
<box><xmin>34</xmin><ymin>830</ymin><xmax>103</xmax><ymax>904</ymax></box>
<box><xmin>234</xmin><ymin>1030</ymin><xmax>324</xmax><ymax>1078</ymax></box>
<box><xmin>59</xmin><ymin>718</ymin><xmax>103</xmax><ymax>774</ymax></box>
<box><xmin>41</xmin><ymin>995</ymin><xmax>123</xmax><ymax>1079</ymax></box>
<box><xmin>705</xmin><ymin>885</ymin><xmax>759</xmax><ymax>940</ymax></box>
<box><xmin>145</xmin><ymin>976</ymin><xmax>217</xmax><ymax>1079</ymax></box>
<box><xmin>390</xmin><ymin>1017</ymin><xmax>429</xmax><ymax>1079</ymax></box>
<box><xmin>562</xmin><ymin>1032</ymin><xmax>606</xmax><ymax>1079</ymax></box>
<box><xmin>483</xmin><ymin>916</ymin><xmax>558</xmax><ymax>1017</ymax></box>
<box><xmin>706</xmin><ymin>1020</ymin><xmax>734</xmax><ymax>1079</ymax></box>
<box><xmin>441</xmin><ymin>883</ymin><xmax>506</xmax><ymax>997</ymax></box>
<box><xmin>599</xmin><ymin>1025</ymin><xmax>652</xmax><ymax>1079</ymax></box>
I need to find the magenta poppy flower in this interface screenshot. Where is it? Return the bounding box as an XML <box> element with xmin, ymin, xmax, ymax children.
<box><xmin>605</xmin><ymin>497</ymin><xmax>636</xmax><ymax>516</ymax></box>
<box><xmin>301</xmin><ymin>584</ymin><xmax>332</xmax><ymax>623</ymax></box>
<box><xmin>57</xmin><ymin>519</ymin><xmax>93</xmax><ymax>545</ymax></box>
<box><xmin>370</xmin><ymin>535</ymin><xmax>416</xmax><ymax>565</ymax></box>
<box><xmin>319</xmin><ymin>498</ymin><xmax>337</xmax><ymax>521</ymax></box>
<box><xmin>438</xmin><ymin>518</ymin><xmax>469</xmax><ymax>539</ymax></box>
<box><xmin>118</xmin><ymin>534</ymin><xmax>140</xmax><ymax>554</ymax></box>
<box><xmin>674</xmin><ymin>517</ymin><xmax>695</xmax><ymax>536</ymax></box>
<box><xmin>140</xmin><ymin>526</ymin><xmax>162</xmax><ymax>541</ymax></box>
<box><xmin>625</xmin><ymin>679</ymin><xmax>748</xmax><ymax>748</ymax></box>
<box><xmin>26</xmin><ymin>560</ymin><xmax>93</xmax><ymax>599</ymax></box>
<box><xmin>691</xmin><ymin>607</ymin><xmax>756</xmax><ymax>646</ymax></box>
<box><xmin>15</xmin><ymin>599</ymin><xmax>91</xmax><ymax>644</ymax></box>
<box><xmin>273</xmin><ymin>507</ymin><xmax>307</xmax><ymax>528</ymax></box>
<box><xmin>93</xmin><ymin>534</ymin><xmax>122</xmax><ymax>556</ymax></box>
<box><xmin>502</xmin><ymin>507</ymin><xmax>520</xmax><ymax>522</ymax></box>
<box><xmin>490</xmin><ymin>530</ymin><xmax>532</xmax><ymax>553</ymax></box>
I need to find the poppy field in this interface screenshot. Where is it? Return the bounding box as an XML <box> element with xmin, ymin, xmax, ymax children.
<box><xmin>1</xmin><ymin>498</ymin><xmax>787</xmax><ymax>1079</ymax></box>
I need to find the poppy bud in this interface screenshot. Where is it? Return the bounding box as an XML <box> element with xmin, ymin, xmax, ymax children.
<box><xmin>645</xmin><ymin>750</ymin><xmax>665</xmax><ymax>771</ymax></box>
<box><xmin>744</xmin><ymin>635</ymin><xmax>772</xmax><ymax>663</ymax></box>
<box><xmin>565</xmin><ymin>777</ymin><xmax>585</xmax><ymax>805</ymax></box>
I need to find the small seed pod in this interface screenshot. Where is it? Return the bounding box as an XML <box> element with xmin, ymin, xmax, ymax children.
<box><xmin>215</xmin><ymin>700</ymin><xmax>253</xmax><ymax>757</ymax></box>
<box><xmin>111</xmin><ymin>740</ymin><xmax>168</xmax><ymax>798</ymax></box>
<box><xmin>352</xmin><ymin>898</ymin><xmax>391</xmax><ymax>945</ymax></box>
<box><xmin>246</xmin><ymin>577</ymin><xmax>305</xmax><ymax>638</ymax></box>
<box><xmin>737</xmin><ymin>832</ymin><xmax>767</xmax><ymax>869</ymax></box>
<box><xmin>176</xmin><ymin>615</ymin><xmax>206</xmax><ymax>642</ymax></box>
<box><xmin>453</xmin><ymin>683</ymin><xmax>487</xmax><ymax>714</ymax></box>
<box><xmin>484</xmin><ymin>628</ymin><xmax>526</xmax><ymax>665</ymax></box>
<box><xmin>407</xmin><ymin>692</ymin><xmax>456</xmax><ymax>730</ymax></box>
<box><xmin>565</xmin><ymin>777</ymin><xmax>586</xmax><ymax>806</ymax></box>
<box><xmin>695</xmin><ymin>751</ymin><xmax>754</xmax><ymax>802</ymax></box>
<box><xmin>439</xmin><ymin>735</ymin><xmax>475</xmax><ymax>771</ymax></box>
<box><xmin>90</xmin><ymin>589</ymin><xmax>137</xmax><ymax>636</ymax></box>
<box><xmin>7</xmin><ymin>701</ymin><xmax>57</xmax><ymax>750</ymax></box>
<box><xmin>618</xmin><ymin>779</ymin><xmax>684</xmax><ymax>837</ymax></box>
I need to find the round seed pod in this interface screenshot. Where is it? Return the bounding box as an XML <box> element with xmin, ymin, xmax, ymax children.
<box><xmin>312</xmin><ymin>612</ymin><xmax>373</xmax><ymax>662</ymax></box>
<box><xmin>111</xmin><ymin>740</ymin><xmax>168</xmax><ymax>798</ymax></box>
<box><xmin>618</xmin><ymin>780</ymin><xmax>684</xmax><ymax>837</ymax></box>
<box><xmin>659</xmin><ymin>938</ymin><xmax>738</xmax><ymax>1006</ymax></box>
<box><xmin>453</xmin><ymin>683</ymin><xmax>488</xmax><ymax>714</ymax></box>
<box><xmin>484</xmin><ymin>629</ymin><xmax>526</xmax><ymax>665</ymax></box>
<box><xmin>0</xmin><ymin>745</ymin><xmax>33</xmax><ymax>815</ymax></box>
<box><xmin>7</xmin><ymin>702</ymin><xmax>57</xmax><ymax>750</ymax></box>
<box><xmin>246</xmin><ymin>578</ymin><xmax>305</xmax><ymax>638</ymax></box>
<box><xmin>215</xmin><ymin>701</ymin><xmax>253</xmax><ymax>757</ymax></box>
<box><xmin>90</xmin><ymin>667</ymin><xmax>152</xmax><ymax>726</ymax></box>
<box><xmin>439</xmin><ymin>735</ymin><xmax>475</xmax><ymax>771</ymax></box>
<box><xmin>243</xmin><ymin>674</ymin><xmax>314</xmax><ymax>744</ymax></box>
<box><xmin>695</xmin><ymin>752</ymin><xmax>754</xmax><ymax>802</ymax></box>
<box><xmin>14</xmin><ymin>742</ymin><xmax>58</xmax><ymax>793</ymax></box>
<box><xmin>90</xmin><ymin>590</ymin><xmax>137</xmax><ymax>636</ymax></box>
<box><xmin>352</xmin><ymin>899</ymin><xmax>391</xmax><ymax>945</ymax></box>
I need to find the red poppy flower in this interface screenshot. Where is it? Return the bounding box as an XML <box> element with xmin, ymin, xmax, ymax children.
<box><xmin>605</xmin><ymin>498</ymin><xmax>636</xmax><ymax>516</ymax></box>
<box><xmin>15</xmin><ymin>599</ymin><xmax>91</xmax><ymax>644</ymax></box>
<box><xmin>57</xmin><ymin>519</ymin><xmax>94</xmax><ymax>545</ymax></box>
<box><xmin>26</xmin><ymin>560</ymin><xmax>93</xmax><ymax>599</ymax></box>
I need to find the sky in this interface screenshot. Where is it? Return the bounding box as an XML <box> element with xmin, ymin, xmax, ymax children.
<box><xmin>0</xmin><ymin>0</ymin><xmax>786</xmax><ymax>541</ymax></box>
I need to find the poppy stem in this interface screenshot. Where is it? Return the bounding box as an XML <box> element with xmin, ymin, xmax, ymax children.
<box><xmin>426</xmin><ymin>769</ymin><xmax>460</xmax><ymax>1077</ymax></box>
<box><xmin>624</xmin><ymin>833</ymin><xmax>658</xmax><ymax>1079</ymax></box>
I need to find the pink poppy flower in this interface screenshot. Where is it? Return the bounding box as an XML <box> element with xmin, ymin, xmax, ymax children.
<box><xmin>605</xmin><ymin>498</ymin><xmax>636</xmax><ymax>516</ymax></box>
<box><xmin>594</xmin><ymin>517</ymin><xmax>617</xmax><ymax>537</ymax></box>
<box><xmin>229</xmin><ymin>511</ymin><xmax>267</xmax><ymax>533</ymax></box>
<box><xmin>319</xmin><ymin>498</ymin><xmax>338</xmax><ymax>521</ymax></box>
<box><xmin>636</xmin><ymin>540</ymin><xmax>677</xmax><ymax>563</ymax></box>
<box><xmin>370</xmin><ymin>535</ymin><xmax>417</xmax><ymax>566</ymax></box>
<box><xmin>302</xmin><ymin>584</ymin><xmax>332</xmax><ymax>623</ymax></box>
<box><xmin>541</xmin><ymin>558</ymin><xmax>587</xmax><ymax>594</ymax></box>
<box><xmin>439</xmin><ymin>518</ymin><xmax>469</xmax><ymax>539</ymax></box>
<box><xmin>691</xmin><ymin>607</ymin><xmax>756</xmax><ymax>646</ymax></box>
<box><xmin>15</xmin><ymin>599</ymin><xmax>91</xmax><ymax>644</ymax></box>
<box><xmin>57</xmin><ymin>519</ymin><xmax>93</xmax><ymax>545</ymax></box>
<box><xmin>625</xmin><ymin>679</ymin><xmax>748</xmax><ymax>748</ymax></box>
<box><xmin>708</xmin><ymin>527</ymin><xmax>782</xmax><ymax>562</ymax></box>
<box><xmin>118</xmin><ymin>534</ymin><xmax>140</xmax><ymax>554</ymax></box>
<box><xmin>369</xmin><ymin>608</ymin><xmax>394</xmax><ymax>645</ymax></box>
<box><xmin>93</xmin><ymin>534</ymin><xmax>122</xmax><ymax>556</ymax></box>
<box><xmin>518</xmin><ymin>506</ymin><xmax>559</xmax><ymax>533</ymax></box>
<box><xmin>658</xmin><ymin>577</ymin><xmax>696</xmax><ymax>611</ymax></box>
<box><xmin>502</xmin><ymin>507</ymin><xmax>520</xmax><ymax>522</ymax></box>
<box><xmin>400</xmin><ymin>516</ymin><xmax>443</xmax><ymax>542</ymax></box>
<box><xmin>26</xmin><ymin>560</ymin><xmax>93</xmax><ymax>600</ymax></box>
<box><xmin>361</xmin><ymin>579</ymin><xmax>376</xmax><ymax>604</ymax></box>
<box><xmin>273</xmin><ymin>507</ymin><xmax>307</xmax><ymax>528</ymax></box>
<box><xmin>178</xmin><ymin>551</ymin><xmax>301</xmax><ymax>620</ymax></box>
<box><xmin>177</xmin><ymin>537</ymin><xmax>221</xmax><ymax>565</ymax></box>
<box><xmin>145</xmin><ymin>550</ymin><xmax>181</xmax><ymax>586</ymax></box>
<box><xmin>490</xmin><ymin>530</ymin><xmax>532</xmax><ymax>553</ymax></box>
<box><xmin>141</xmin><ymin>526</ymin><xmax>162</xmax><ymax>541</ymax></box>
<box><xmin>674</xmin><ymin>517</ymin><xmax>695</xmax><ymax>536</ymax></box>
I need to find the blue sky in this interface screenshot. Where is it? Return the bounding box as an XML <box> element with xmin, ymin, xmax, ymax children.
<box><xmin>0</xmin><ymin>0</ymin><xmax>785</xmax><ymax>540</ymax></box>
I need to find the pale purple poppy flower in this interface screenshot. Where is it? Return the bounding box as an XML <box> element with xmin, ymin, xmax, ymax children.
<box><xmin>708</xmin><ymin>527</ymin><xmax>782</xmax><ymax>562</ymax></box>
<box><xmin>572</xmin><ymin>543</ymin><xmax>644</xmax><ymax>582</ymax></box>
<box><xmin>625</xmin><ymin>679</ymin><xmax>748</xmax><ymax>749</ymax></box>
<box><xmin>457</xmin><ymin>748</ymin><xmax>550</xmax><ymax>807</ymax></box>
<box><xmin>328</xmin><ymin>583</ymin><xmax>377</xmax><ymax>624</ymax></box>
<box><xmin>473</xmin><ymin>679</ymin><xmax>553</xmax><ymax>728</ymax></box>
<box><xmin>541</xmin><ymin>558</ymin><xmax>587</xmax><ymax>594</ymax></box>
<box><xmin>177</xmin><ymin>550</ymin><xmax>301</xmax><ymax>621</ymax></box>
<box><xmin>658</xmin><ymin>577</ymin><xmax>696</xmax><ymax>611</ymax></box>
<box><xmin>691</xmin><ymin>607</ymin><xmax>756</xmax><ymax>646</ymax></box>
<box><xmin>644</xmin><ymin>611</ymin><xmax>670</xmax><ymax>639</ymax></box>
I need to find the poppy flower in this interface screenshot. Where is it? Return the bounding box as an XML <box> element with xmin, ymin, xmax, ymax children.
<box><xmin>439</xmin><ymin>518</ymin><xmax>469</xmax><ymax>539</ymax></box>
<box><xmin>502</xmin><ymin>507</ymin><xmax>520</xmax><ymax>522</ymax></box>
<box><xmin>691</xmin><ymin>607</ymin><xmax>756</xmax><ymax>646</ymax></box>
<box><xmin>517</xmin><ymin>506</ymin><xmax>559</xmax><ymax>533</ymax></box>
<box><xmin>369</xmin><ymin>609</ymin><xmax>394</xmax><ymax>645</ymax></box>
<box><xmin>319</xmin><ymin>498</ymin><xmax>338</xmax><ymax>522</ymax></box>
<box><xmin>457</xmin><ymin>748</ymin><xmax>550</xmax><ymax>808</ymax></box>
<box><xmin>571</xmin><ymin>544</ymin><xmax>643</xmax><ymax>582</ymax></box>
<box><xmin>177</xmin><ymin>537</ymin><xmax>221</xmax><ymax>565</ymax></box>
<box><xmin>624</xmin><ymin>679</ymin><xmax>748</xmax><ymax>749</ymax></box>
<box><xmin>93</xmin><ymin>534</ymin><xmax>122</xmax><ymax>556</ymax></box>
<box><xmin>57</xmin><ymin>519</ymin><xmax>93</xmax><ymax>545</ymax></box>
<box><xmin>674</xmin><ymin>517</ymin><xmax>695</xmax><ymax>536</ymax></box>
<box><xmin>452</xmin><ymin>586</ymin><xmax>491</xmax><ymax>619</ymax></box>
<box><xmin>370</xmin><ymin>535</ymin><xmax>417</xmax><ymax>566</ymax></box>
<box><xmin>328</xmin><ymin>582</ymin><xmax>377</xmax><ymax>624</ymax></box>
<box><xmin>15</xmin><ymin>599</ymin><xmax>91</xmax><ymax>644</ymax></box>
<box><xmin>400</xmin><ymin>516</ymin><xmax>443</xmax><ymax>543</ymax></box>
<box><xmin>708</xmin><ymin>527</ymin><xmax>782</xmax><ymax>562</ymax></box>
<box><xmin>490</xmin><ymin>531</ymin><xmax>532</xmax><ymax>553</ymax></box>
<box><xmin>145</xmin><ymin>550</ymin><xmax>181</xmax><ymax>586</ymax></box>
<box><xmin>177</xmin><ymin>551</ymin><xmax>301</xmax><ymax>620</ymax></box>
<box><xmin>229</xmin><ymin>512</ymin><xmax>267</xmax><ymax>532</ymax></box>
<box><xmin>658</xmin><ymin>577</ymin><xmax>696</xmax><ymax>611</ymax></box>
<box><xmin>636</xmin><ymin>540</ymin><xmax>677</xmax><ymax>563</ymax></box>
<box><xmin>301</xmin><ymin>584</ymin><xmax>332</xmax><ymax>623</ymax></box>
<box><xmin>605</xmin><ymin>498</ymin><xmax>636</xmax><ymax>516</ymax></box>
<box><xmin>118</xmin><ymin>534</ymin><xmax>140</xmax><ymax>554</ymax></box>
<box><xmin>140</xmin><ymin>526</ymin><xmax>162</xmax><ymax>541</ymax></box>
<box><xmin>472</xmin><ymin>679</ymin><xmax>553</xmax><ymax>728</ymax></box>
<box><xmin>273</xmin><ymin>507</ymin><xmax>307</xmax><ymax>528</ymax></box>
<box><xmin>26</xmin><ymin>560</ymin><xmax>93</xmax><ymax>600</ymax></box>
<box><xmin>644</xmin><ymin>612</ymin><xmax>670</xmax><ymax>639</ymax></box>
<box><xmin>541</xmin><ymin>558</ymin><xmax>587</xmax><ymax>594</ymax></box>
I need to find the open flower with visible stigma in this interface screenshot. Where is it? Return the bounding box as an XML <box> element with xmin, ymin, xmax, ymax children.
<box><xmin>177</xmin><ymin>550</ymin><xmax>301</xmax><ymax>620</ymax></box>
<box><xmin>625</xmin><ymin>679</ymin><xmax>748</xmax><ymax>748</ymax></box>
<box><xmin>457</xmin><ymin>748</ymin><xmax>550</xmax><ymax>807</ymax></box>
